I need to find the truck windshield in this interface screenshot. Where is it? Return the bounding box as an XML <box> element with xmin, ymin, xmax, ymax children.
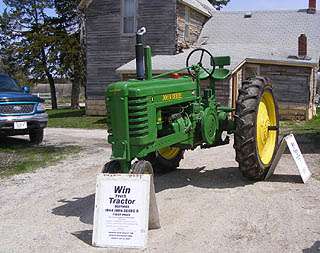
<box><xmin>0</xmin><ymin>75</ymin><xmax>21</xmax><ymax>92</ymax></box>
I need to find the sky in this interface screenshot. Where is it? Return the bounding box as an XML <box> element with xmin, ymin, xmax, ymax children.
<box><xmin>0</xmin><ymin>0</ymin><xmax>312</xmax><ymax>13</ymax></box>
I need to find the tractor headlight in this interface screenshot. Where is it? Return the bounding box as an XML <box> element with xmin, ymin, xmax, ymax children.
<box><xmin>36</xmin><ymin>103</ymin><xmax>45</xmax><ymax>112</ymax></box>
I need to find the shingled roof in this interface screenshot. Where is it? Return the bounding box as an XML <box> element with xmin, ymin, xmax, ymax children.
<box><xmin>118</xmin><ymin>9</ymin><xmax>320</xmax><ymax>74</ymax></box>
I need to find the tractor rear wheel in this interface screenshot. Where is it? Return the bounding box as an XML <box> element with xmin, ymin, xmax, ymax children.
<box><xmin>234</xmin><ymin>77</ymin><xmax>279</xmax><ymax>180</ymax></box>
<box><xmin>144</xmin><ymin>147</ymin><xmax>184</xmax><ymax>174</ymax></box>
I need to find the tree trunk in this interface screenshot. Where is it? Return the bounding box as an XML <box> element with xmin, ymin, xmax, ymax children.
<box><xmin>70</xmin><ymin>60</ymin><xmax>81</xmax><ymax>109</ymax></box>
<box><xmin>40</xmin><ymin>47</ymin><xmax>57</xmax><ymax>109</ymax></box>
<box><xmin>71</xmin><ymin>78</ymin><xmax>80</xmax><ymax>109</ymax></box>
<box><xmin>48</xmin><ymin>72</ymin><xmax>58</xmax><ymax>110</ymax></box>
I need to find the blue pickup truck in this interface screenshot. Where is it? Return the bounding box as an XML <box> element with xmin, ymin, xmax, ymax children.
<box><xmin>0</xmin><ymin>74</ymin><xmax>48</xmax><ymax>144</ymax></box>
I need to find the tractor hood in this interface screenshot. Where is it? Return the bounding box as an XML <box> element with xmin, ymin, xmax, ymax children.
<box><xmin>106</xmin><ymin>77</ymin><xmax>197</xmax><ymax>98</ymax></box>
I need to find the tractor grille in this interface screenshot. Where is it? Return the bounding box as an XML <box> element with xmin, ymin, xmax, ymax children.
<box><xmin>128</xmin><ymin>96</ymin><xmax>149</xmax><ymax>138</ymax></box>
<box><xmin>106</xmin><ymin>104</ymin><xmax>112</xmax><ymax>134</ymax></box>
<box><xmin>0</xmin><ymin>103</ymin><xmax>35</xmax><ymax>115</ymax></box>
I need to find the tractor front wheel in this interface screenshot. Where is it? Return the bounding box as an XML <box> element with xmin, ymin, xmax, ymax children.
<box><xmin>102</xmin><ymin>160</ymin><xmax>122</xmax><ymax>173</ymax></box>
<box><xmin>234</xmin><ymin>77</ymin><xmax>279</xmax><ymax>180</ymax></box>
<box><xmin>144</xmin><ymin>147</ymin><xmax>184</xmax><ymax>174</ymax></box>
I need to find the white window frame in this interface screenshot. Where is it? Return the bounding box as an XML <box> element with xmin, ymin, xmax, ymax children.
<box><xmin>184</xmin><ymin>6</ymin><xmax>190</xmax><ymax>41</ymax></box>
<box><xmin>121</xmin><ymin>0</ymin><xmax>138</xmax><ymax>36</ymax></box>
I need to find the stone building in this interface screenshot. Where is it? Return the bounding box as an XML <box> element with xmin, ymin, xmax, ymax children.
<box><xmin>79</xmin><ymin>0</ymin><xmax>215</xmax><ymax>115</ymax></box>
<box><xmin>118</xmin><ymin>3</ymin><xmax>320</xmax><ymax>120</ymax></box>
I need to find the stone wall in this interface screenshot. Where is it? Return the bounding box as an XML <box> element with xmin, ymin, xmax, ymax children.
<box><xmin>86</xmin><ymin>99</ymin><xmax>106</xmax><ymax>116</ymax></box>
<box><xmin>176</xmin><ymin>2</ymin><xmax>208</xmax><ymax>52</ymax></box>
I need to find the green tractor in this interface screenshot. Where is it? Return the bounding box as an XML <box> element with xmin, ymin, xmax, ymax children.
<box><xmin>104</xmin><ymin>28</ymin><xmax>279</xmax><ymax>180</ymax></box>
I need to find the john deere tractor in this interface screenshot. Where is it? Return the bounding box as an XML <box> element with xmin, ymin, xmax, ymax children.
<box><xmin>104</xmin><ymin>28</ymin><xmax>279</xmax><ymax>180</ymax></box>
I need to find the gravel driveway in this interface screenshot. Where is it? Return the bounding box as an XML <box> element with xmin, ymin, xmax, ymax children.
<box><xmin>0</xmin><ymin>128</ymin><xmax>320</xmax><ymax>253</ymax></box>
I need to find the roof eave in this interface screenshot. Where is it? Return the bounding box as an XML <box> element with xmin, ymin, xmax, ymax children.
<box><xmin>245</xmin><ymin>58</ymin><xmax>318</xmax><ymax>68</ymax></box>
<box><xmin>178</xmin><ymin>0</ymin><xmax>212</xmax><ymax>17</ymax></box>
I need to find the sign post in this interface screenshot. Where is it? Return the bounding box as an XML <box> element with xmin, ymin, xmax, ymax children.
<box><xmin>92</xmin><ymin>174</ymin><xmax>151</xmax><ymax>249</ymax></box>
<box><xmin>265</xmin><ymin>134</ymin><xmax>312</xmax><ymax>183</ymax></box>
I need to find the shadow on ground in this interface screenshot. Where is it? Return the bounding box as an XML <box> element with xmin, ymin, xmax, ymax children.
<box><xmin>0</xmin><ymin>136</ymin><xmax>30</xmax><ymax>147</ymax></box>
<box><xmin>48</xmin><ymin>109</ymin><xmax>85</xmax><ymax>118</ymax></box>
<box><xmin>72</xmin><ymin>230</ymin><xmax>93</xmax><ymax>246</ymax></box>
<box><xmin>153</xmin><ymin>166</ymin><xmax>249</xmax><ymax>192</ymax></box>
<box><xmin>52</xmin><ymin>166</ymin><xmax>251</xmax><ymax>230</ymax></box>
<box><xmin>303</xmin><ymin>241</ymin><xmax>320</xmax><ymax>253</ymax></box>
<box><xmin>51</xmin><ymin>165</ymin><xmax>302</xmax><ymax>230</ymax></box>
<box><xmin>52</xmin><ymin>195</ymin><xmax>95</xmax><ymax>225</ymax></box>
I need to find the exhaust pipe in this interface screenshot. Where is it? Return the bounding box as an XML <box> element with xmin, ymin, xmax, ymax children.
<box><xmin>136</xmin><ymin>27</ymin><xmax>146</xmax><ymax>80</ymax></box>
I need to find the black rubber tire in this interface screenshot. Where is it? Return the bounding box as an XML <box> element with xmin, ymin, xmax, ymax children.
<box><xmin>29</xmin><ymin>129</ymin><xmax>44</xmax><ymax>145</ymax></box>
<box><xmin>234</xmin><ymin>77</ymin><xmax>279</xmax><ymax>181</ymax></box>
<box><xmin>102</xmin><ymin>160</ymin><xmax>122</xmax><ymax>173</ymax></box>
<box><xmin>130</xmin><ymin>160</ymin><xmax>154</xmax><ymax>175</ymax></box>
<box><xmin>144</xmin><ymin>149</ymin><xmax>184</xmax><ymax>174</ymax></box>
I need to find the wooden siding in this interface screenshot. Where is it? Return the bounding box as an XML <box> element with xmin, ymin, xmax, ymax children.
<box><xmin>85</xmin><ymin>0</ymin><xmax>177</xmax><ymax>115</ymax></box>
<box><xmin>241</xmin><ymin>64</ymin><xmax>314</xmax><ymax>120</ymax></box>
<box><xmin>201</xmin><ymin>78</ymin><xmax>231</xmax><ymax>106</ymax></box>
<box><xmin>176</xmin><ymin>2</ymin><xmax>208</xmax><ymax>52</ymax></box>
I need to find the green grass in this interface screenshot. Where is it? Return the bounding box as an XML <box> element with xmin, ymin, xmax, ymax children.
<box><xmin>280</xmin><ymin>108</ymin><xmax>320</xmax><ymax>135</ymax></box>
<box><xmin>48</xmin><ymin>108</ymin><xmax>107</xmax><ymax>129</ymax></box>
<box><xmin>0</xmin><ymin>138</ymin><xmax>81</xmax><ymax>177</ymax></box>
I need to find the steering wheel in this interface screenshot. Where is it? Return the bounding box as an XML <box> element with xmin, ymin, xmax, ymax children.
<box><xmin>186</xmin><ymin>48</ymin><xmax>216</xmax><ymax>79</ymax></box>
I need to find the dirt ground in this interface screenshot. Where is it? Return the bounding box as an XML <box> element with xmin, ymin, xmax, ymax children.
<box><xmin>0</xmin><ymin>128</ymin><xmax>320</xmax><ymax>253</ymax></box>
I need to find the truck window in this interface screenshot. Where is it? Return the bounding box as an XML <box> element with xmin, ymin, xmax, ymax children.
<box><xmin>0</xmin><ymin>75</ymin><xmax>21</xmax><ymax>92</ymax></box>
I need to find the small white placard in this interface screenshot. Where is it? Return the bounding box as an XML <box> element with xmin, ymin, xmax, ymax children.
<box><xmin>285</xmin><ymin>134</ymin><xmax>312</xmax><ymax>183</ymax></box>
<box><xmin>14</xmin><ymin>121</ymin><xmax>27</xmax><ymax>130</ymax></box>
<box><xmin>92</xmin><ymin>173</ymin><xmax>151</xmax><ymax>249</ymax></box>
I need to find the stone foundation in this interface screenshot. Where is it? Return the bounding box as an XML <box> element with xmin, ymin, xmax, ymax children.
<box><xmin>86</xmin><ymin>99</ymin><xmax>106</xmax><ymax>116</ymax></box>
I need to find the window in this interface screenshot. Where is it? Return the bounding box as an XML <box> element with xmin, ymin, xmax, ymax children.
<box><xmin>0</xmin><ymin>75</ymin><xmax>21</xmax><ymax>92</ymax></box>
<box><xmin>122</xmin><ymin>0</ymin><xmax>137</xmax><ymax>34</ymax></box>
<box><xmin>184</xmin><ymin>6</ymin><xmax>190</xmax><ymax>41</ymax></box>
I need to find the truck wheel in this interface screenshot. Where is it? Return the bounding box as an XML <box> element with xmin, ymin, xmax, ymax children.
<box><xmin>145</xmin><ymin>147</ymin><xmax>184</xmax><ymax>174</ymax></box>
<box><xmin>102</xmin><ymin>160</ymin><xmax>122</xmax><ymax>173</ymax></box>
<box><xmin>234</xmin><ymin>77</ymin><xmax>279</xmax><ymax>180</ymax></box>
<box><xmin>29</xmin><ymin>129</ymin><xmax>44</xmax><ymax>145</ymax></box>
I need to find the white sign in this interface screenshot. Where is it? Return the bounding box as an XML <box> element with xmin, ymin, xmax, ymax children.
<box><xmin>92</xmin><ymin>174</ymin><xmax>151</xmax><ymax>249</ymax></box>
<box><xmin>285</xmin><ymin>134</ymin><xmax>312</xmax><ymax>183</ymax></box>
<box><xmin>14</xmin><ymin>121</ymin><xmax>27</xmax><ymax>130</ymax></box>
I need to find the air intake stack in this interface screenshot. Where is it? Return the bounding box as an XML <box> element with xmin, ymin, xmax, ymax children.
<box><xmin>136</xmin><ymin>27</ymin><xmax>146</xmax><ymax>80</ymax></box>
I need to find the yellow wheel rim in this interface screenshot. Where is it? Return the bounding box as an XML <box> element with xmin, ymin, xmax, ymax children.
<box><xmin>158</xmin><ymin>147</ymin><xmax>180</xmax><ymax>160</ymax></box>
<box><xmin>256</xmin><ymin>90</ymin><xmax>277</xmax><ymax>166</ymax></box>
